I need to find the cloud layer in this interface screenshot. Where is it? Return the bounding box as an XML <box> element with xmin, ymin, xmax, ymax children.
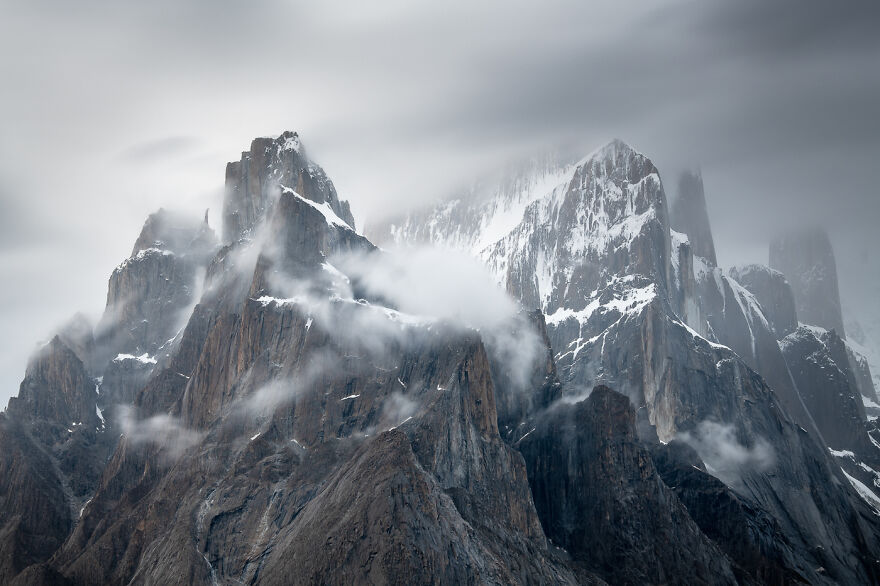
<box><xmin>1</xmin><ymin>0</ymin><xmax>879</xmax><ymax>403</ymax></box>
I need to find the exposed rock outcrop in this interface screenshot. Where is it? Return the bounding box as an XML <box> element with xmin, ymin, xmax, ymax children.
<box><xmin>223</xmin><ymin>131</ymin><xmax>354</xmax><ymax>244</ymax></box>
<box><xmin>5</xmin><ymin>132</ymin><xmax>880</xmax><ymax>585</ymax></box>
<box><xmin>518</xmin><ymin>386</ymin><xmax>738</xmax><ymax>585</ymax></box>
<box><xmin>729</xmin><ymin>264</ymin><xmax>798</xmax><ymax>340</ymax></box>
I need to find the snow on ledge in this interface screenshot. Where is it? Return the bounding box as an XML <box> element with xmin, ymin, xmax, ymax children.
<box><xmin>115</xmin><ymin>248</ymin><xmax>174</xmax><ymax>272</ymax></box>
<box><xmin>279</xmin><ymin>185</ymin><xmax>352</xmax><ymax>230</ymax></box>
<box><xmin>841</xmin><ymin>469</ymin><xmax>880</xmax><ymax>515</ymax></box>
<box><xmin>545</xmin><ymin>283</ymin><xmax>656</xmax><ymax>326</ymax></box>
<box><xmin>113</xmin><ymin>353</ymin><xmax>157</xmax><ymax>365</ymax></box>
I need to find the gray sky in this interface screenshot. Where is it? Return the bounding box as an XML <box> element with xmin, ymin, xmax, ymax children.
<box><xmin>1</xmin><ymin>0</ymin><xmax>879</xmax><ymax>404</ymax></box>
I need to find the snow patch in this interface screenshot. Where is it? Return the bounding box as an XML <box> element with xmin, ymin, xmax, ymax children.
<box><xmin>280</xmin><ymin>186</ymin><xmax>352</xmax><ymax>230</ymax></box>
<box><xmin>841</xmin><ymin>469</ymin><xmax>880</xmax><ymax>515</ymax></box>
<box><xmin>114</xmin><ymin>353</ymin><xmax>157</xmax><ymax>365</ymax></box>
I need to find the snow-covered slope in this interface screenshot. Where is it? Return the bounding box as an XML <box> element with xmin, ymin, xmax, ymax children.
<box><xmin>367</xmin><ymin>152</ymin><xmax>577</xmax><ymax>255</ymax></box>
<box><xmin>371</xmin><ymin>139</ymin><xmax>880</xmax><ymax>582</ymax></box>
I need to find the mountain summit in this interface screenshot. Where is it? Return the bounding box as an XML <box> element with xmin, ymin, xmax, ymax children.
<box><xmin>1</xmin><ymin>133</ymin><xmax>879</xmax><ymax>585</ymax></box>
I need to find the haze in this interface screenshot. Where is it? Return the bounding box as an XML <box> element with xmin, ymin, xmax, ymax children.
<box><xmin>1</xmin><ymin>0</ymin><xmax>878</xmax><ymax>404</ymax></box>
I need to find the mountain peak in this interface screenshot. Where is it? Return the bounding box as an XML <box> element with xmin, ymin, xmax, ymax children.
<box><xmin>222</xmin><ymin>131</ymin><xmax>355</xmax><ymax>243</ymax></box>
<box><xmin>770</xmin><ymin>225</ymin><xmax>845</xmax><ymax>337</ymax></box>
<box><xmin>276</xmin><ymin>130</ymin><xmax>302</xmax><ymax>153</ymax></box>
<box><xmin>671</xmin><ymin>169</ymin><xmax>717</xmax><ymax>266</ymax></box>
<box><xmin>580</xmin><ymin>138</ymin><xmax>644</xmax><ymax>166</ymax></box>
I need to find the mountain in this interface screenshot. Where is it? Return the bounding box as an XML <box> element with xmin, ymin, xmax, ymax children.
<box><xmin>728</xmin><ymin>264</ymin><xmax>798</xmax><ymax>340</ymax></box>
<box><xmin>770</xmin><ymin>226</ymin><xmax>847</xmax><ymax>337</ymax></box>
<box><xmin>2</xmin><ymin>132</ymin><xmax>880</xmax><ymax>584</ymax></box>
<box><xmin>670</xmin><ymin>170</ymin><xmax>717</xmax><ymax>266</ymax></box>
<box><xmin>223</xmin><ymin>130</ymin><xmax>355</xmax><ymax>243</ymax></box>
<box><xmin>370</xmin><ymin>138</ymin><xmax>880</xmax><ymax>583</ymax></box>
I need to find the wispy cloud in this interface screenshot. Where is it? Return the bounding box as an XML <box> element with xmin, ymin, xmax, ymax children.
<box><xmin>677</xmin><ymin>420</ymin><xmax>775</xmax><ymax>485</ymax></box>
<box><xmin>117</xmin><ymin>405</ymin><xmax>203</xmax><ymax>460</ymax></box>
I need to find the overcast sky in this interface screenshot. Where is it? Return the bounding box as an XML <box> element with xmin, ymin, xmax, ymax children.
<box><xmin>1</xmin><ymin>0</ymin><xmax>879</xmax><ymax>404</ymax></box>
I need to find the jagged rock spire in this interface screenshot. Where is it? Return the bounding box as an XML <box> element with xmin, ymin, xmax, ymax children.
<box><xmin>770</xmin><ymin>226</ymin><xmax>846</xmax><ymax>337</ymax></box>
<box><xmin>222</xmin><ymin>131</ymin><xmax>355</xmax><ymax>243</ymax></box>
<box><xmin>671</xmin><ymin>170</ymin><xmax>717</xmax><ymax>266</ymax></box>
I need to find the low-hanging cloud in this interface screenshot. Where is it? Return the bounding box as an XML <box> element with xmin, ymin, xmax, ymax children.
<box><xmin>333</xmin><ymin>246</ymin><xmax>544</xmax><ymax>390</ymax></box>
<box><xmin>334</xmin><ymin>247</ymin><xmax>519</xmax><ymax>329</ymax></box>
<box><xmin>677</xmin><ymin>420</ymin><xmax>775</xmax><ymax>485</ymax></box>
<box><xmin>242</xmin><ymin>348</ymin><xmax>340</xmax><ymax>417</ymax></box>
<box><xmin>2</xmin><ymin>1</ymin><xmax>880</xmax><ymax>409</ymax></box>
<box><xmin>382</xmin><ymin>392</ymin><xmax>420</xmax><ymax>430</ymax></box>
<box><xmin>117</xmin><ymin>405</ymin><xmax>203</xmax><ymax>460</ymax></box>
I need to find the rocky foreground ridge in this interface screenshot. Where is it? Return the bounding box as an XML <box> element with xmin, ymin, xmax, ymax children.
<box><xmin>0</xmin><ymin>132</ymin><xmax>879</xmax><ymax>585</ymax></box>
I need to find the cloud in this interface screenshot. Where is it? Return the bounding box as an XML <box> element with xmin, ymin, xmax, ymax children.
<box><xmin>382</xmin><ymin>392</ymin><xmax>419</xmax><ymax>429</ymax></box>
<box><xmin>332</xmin><ymin>247</ymin><xmax>544</xmax><ymax>389</ymax></box>
<box><xmin>117</xmin><ymin>405</ymin><xmax>203</xmax><ymax>460</ymax></box>
<box><xmin>1</xmin><ymin>0</ymin><xmax>879</xmax><ymax>407</ymax></box>
<box><xmin>333</xmin><ymin>247</ymin><xmax>519</xmax><ymax>329</ymax></box>
<box><xmin>242</xmin><ymin>348</ymin><xmax>339</xmax><ymax>417</ymax></box>
<box><xmin>118</xmin><ymin>136</ymin><xmax>201</xmax><ymax>164</ymax></box>
<box><xmin>677</xmin><ymin>420</ymin><xmax>775</xmax><ymax>485</ymax></box>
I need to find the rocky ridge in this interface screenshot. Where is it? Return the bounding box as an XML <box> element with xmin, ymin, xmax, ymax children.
<box><xmin>2</xmin><ymin>132</ymin><xmax>880</xmax><ymax>584</ymax></box>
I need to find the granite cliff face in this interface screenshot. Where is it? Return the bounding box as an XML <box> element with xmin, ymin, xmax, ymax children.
<box><xmin>518</xmin><ymin>386</ymin><xmax>738</xmax><ymax>585</ymax></box>
<box><xmin>3</xmin><ymin>132</ymin><xmax>880</xmax><ymax>584</ymax></box>
<box><xmin>728</xmin><ymin>264</ymin><xmax>798</xmax><ymax>340</ymax></box>
<box><xmin>372</xmin><ymin>138</ymin><xmax>880</xmax><ymax>583</ymax></box>
<box><xmin>781</xmin><ymin>326</ymin><xmax>880</xmax><ymax>500</ymax></box>
<box><xmin>223</xmin><ymin>131</ymin><xmax>355</xmax><ymax>243</ymax></box>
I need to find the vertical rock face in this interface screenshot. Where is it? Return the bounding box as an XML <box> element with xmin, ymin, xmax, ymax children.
<box><xmin>488</xmin><ymin>310</ymin><xmax>562</xmax><ymax>441</ymax></box>
<box><xmin>770</xmin><ymin>226</ymin><xmax>846</xmax><ymax>337</ymax></box>
<box><xmin>694</xmin><ymin>263</ymin><xmax>811</xmax><ymax>430</ymax></box>
<box><xmin>780</xmin><ymin>325</ymin><xmax>880</xmax><ymax>500</ymax></box>
<box><xmin>0</xmin><ymin>415</ymin><xmax>73</xmax><ymax>583</ymax></box>
<box><xmin>648</xmin><ymin>440</ymin><xmax>806</xmax><ymax>585</ymax></box>
<box><xmin>484</xmin><ymin>139</ymin><xmax>672</xmax><ymax>313</ymax></box>
<box><xmin>669</xmin><ymin>231</ymin><xmax>703</xmax><ymax>333</ymax></box>
<box><xmin>728</xmin><ymin>264</ymin><xmax>798</xmax><ymax>339</ymax></box>
<box><xmin>518</xmin><ymin>386</ymin><xmax>738</xmax><ymax>585</ymax></box>
<box><xmin>98</xmin><ymin>209</ymin><xmax>218</xmax><ymax>362</ymax></box>
<box><xmin>846</xmin><ymin>343</ymin><xmax>879</xmax><ymax>402</ymax></box>
<box><xmin>7</xmin><ymin>337</ymin><xmax>98</xmax><ymax>429</ymax></box>
<box><xmin>5</xmin><ymin>132</ymin><xmax>880</xmax><ymax>585</ymax></box>
<box><xmin>0</xmin><ymin>338</ymin><xmax>114</xmax><ymax>585</ymax></box>
<box><xmin>670</xmin><ymin>170</ymin><xmax>717</xmax><ymax>266</ymax></box>
<box><xmin>222</xmin><ymin>131</ymin><xmax>355</xmax><ymax>244</ymax></box>
<box><xmin>378</xmin><ymin>138</ymin><xmax>880</xmax><ymax>584</ymax></box>
<box><xmin>781</xmin><ymin>327</ymin><xmax>867</xmax><ymax>451</ymax></box>
<box><xmin>33</xmin><ymin>132</ymin><xmax>587</xmax><ymax>586</ymax></box>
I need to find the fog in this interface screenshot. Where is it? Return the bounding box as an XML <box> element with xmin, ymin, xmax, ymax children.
<box><xmin>678</xmin><ymin>421</ymin><xmax>776</xmax><ymax>487</ymax></box>
<box><xmin>1</xmin><ymin>0</ymin><xmax>879</xmax><ymax>404</ymax></box>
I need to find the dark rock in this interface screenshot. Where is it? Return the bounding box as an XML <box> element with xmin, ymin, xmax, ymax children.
<box><xmin>729</xmin><ymin>264</ymin><xmax>798</xmax><ymax>339</ymax></box>
<box><xmin>518</xmin><ymin>386</ymin><xmax>738</xmax><ymax>585</ymax></box>
<box><xmin>489</xmin><ymin>310</ymin><xmax>562</xmax><ymax>441</ymax></box>
<box><xmin>650</xmin><ymin>440</ymin><xmax>808</xmax><ymax>584</ymax></box>
<box><xmin>781</xmin><ymin>326</ymin><xmax>869</xmax><ymax>452</ymax></box>
<box><xmin>0</xmin><ymin>415</ymin><xmax>73</xmax><ymax>583</ymax></box>
<box><xmin>7</xmin><ymin>337</ymin><xmax>98</xmax><ymax>429</ymax></box>
<box><xmin>222</xmin><ymin>131</ymin><xmax>355</xmax><ymax>243</ymax></box>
